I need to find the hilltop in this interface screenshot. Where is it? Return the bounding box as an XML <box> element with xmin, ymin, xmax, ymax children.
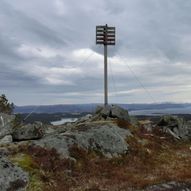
<box><xmin>0</xmin><ymin>105</ymin><xmax>191</xmax><ymax>191</ymax></box>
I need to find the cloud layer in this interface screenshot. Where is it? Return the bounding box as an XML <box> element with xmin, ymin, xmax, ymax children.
<box><xmin>0</xmin><ymin>0</ymin><xmax>191</xmax><ymax>105</ymax></box>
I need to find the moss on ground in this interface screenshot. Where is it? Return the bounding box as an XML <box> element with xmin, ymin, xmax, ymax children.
<box><xmin>10</xmin><ymin>153</ymin><xmax>43</xmax><ymax>191</ymax></box>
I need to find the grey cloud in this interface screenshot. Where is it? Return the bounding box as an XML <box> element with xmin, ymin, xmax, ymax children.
<box><xmin>0</xmin><ymin>0</ymin><xmax>67</xmax><ymax>47</ymax></box>
<box><xmin>1</xmin><ymin>0</ymin><xmax>191</xmax><ymax>105</ymax></box>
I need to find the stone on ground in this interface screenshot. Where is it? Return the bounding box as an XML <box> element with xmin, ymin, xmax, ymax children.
<box><xmin>12</xmin><ymin>122</ymin><xmax>45</xmax><ymax>141</ymax></box>
<box><xmin>158</xmin><ymin>115</ymin><xmax>191</xmax><ymax>140</ymax></box>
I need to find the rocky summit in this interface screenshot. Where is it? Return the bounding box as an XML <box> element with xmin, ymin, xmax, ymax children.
<box><xmin>0</xmin><ymin>105</ymin><xmax>191</xmax><ymax>191</ymax></box>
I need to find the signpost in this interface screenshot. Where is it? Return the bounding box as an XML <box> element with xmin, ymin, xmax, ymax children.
<box><xmin>96</xmin><ymin>24</ymin><xmax>116</xmax><ymax>106</ymax></box>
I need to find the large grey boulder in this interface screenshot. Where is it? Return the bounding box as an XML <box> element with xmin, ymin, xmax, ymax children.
<box><xmin>33</xmin><ymin>121</ymin><xmax>132</xmax><ymax>158</ymax></box>
<box><xmin>158</xmin><ymin>115</ymin><xmax>191</xmax><ymax>140</ymax></box>
<box><xmin>13</xmin><ymin>122</ymin><xmax>45</xmax><ymax>141</ymax></box>
<box><xmin>0</xmin><ymin>113</ymin><xmax>15</xmax><ymax>139</ymax></box>
<box><xmin>95</xmin><ymin>105</ymin><xmax>130</xmax><ymax>122</ymax></box>
<box><xmin>0</xmin><ymin>157</ymin><xmax>29</xmax><ymax>191</ymax></box>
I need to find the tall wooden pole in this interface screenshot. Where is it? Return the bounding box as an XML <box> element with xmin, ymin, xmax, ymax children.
<box><xmin>104</xmin><ymin>43</ymin><xmax>108</xmax><ymax>106</ymax></box>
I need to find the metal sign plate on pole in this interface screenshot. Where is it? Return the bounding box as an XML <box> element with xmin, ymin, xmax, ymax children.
<box><xmin>96</xmin><ymin>24</ymin><xmax>116</xmax><ymax>106</ymax></box>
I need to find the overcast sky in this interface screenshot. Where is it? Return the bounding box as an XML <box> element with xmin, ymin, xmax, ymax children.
<box><xmin>1</xmin><ymin>0</ymin><xmax>191</xmax><ymax>105</ymax></box>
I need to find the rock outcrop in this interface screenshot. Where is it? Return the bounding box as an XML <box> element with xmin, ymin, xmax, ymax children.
<box><xmin>34</xmin><ymin>121</ymin><xmax>132</xmax><ymax>158</ymax></box>
<box><xmin>158</xmin><ymin>115</ymin><xmax>191</xmax><ymax>140</ymax></box>
<box><xmin>30</xmin><ymin>105</ymin><xmax>132</xmax><ymax>158</ymax></box>
<box><xmin>0</xmin><ymin>157</ymin><xmax>29</xmax><ymax>191</ymax></box>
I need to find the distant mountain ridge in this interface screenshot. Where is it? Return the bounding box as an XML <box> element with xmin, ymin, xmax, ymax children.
<box><xmin>14</xmin><ymin>103</ymin><xmax>191</xmax><ymax>114</ymax></box>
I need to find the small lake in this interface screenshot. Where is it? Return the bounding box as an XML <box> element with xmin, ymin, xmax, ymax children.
<box><xmin>51</xmin><ymin>118</ymin><xmax>78</xmax><ymax>126</ymax></box>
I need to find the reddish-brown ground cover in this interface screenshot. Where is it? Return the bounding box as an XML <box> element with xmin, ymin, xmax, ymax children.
<box><xmin>9</xmin><ymin>119</ymin><xmax>191</xmax><ymax>191</ymax></box>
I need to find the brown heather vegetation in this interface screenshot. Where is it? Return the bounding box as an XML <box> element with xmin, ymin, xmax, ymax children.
<box><xmin>9</xmin><ymin>119</ymin><xmax>191</xmax><ymax>191</ymax></box>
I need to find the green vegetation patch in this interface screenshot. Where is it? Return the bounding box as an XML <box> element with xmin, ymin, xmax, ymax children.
<box><xmin>9</xmin><ymin>145</ymin><xmax>75</xmax><ymax>191</ymax></box>
<box><xmin>10</xmin><ymin>153</ymin><xmax>43</xmax><ymax>191</ymax></box>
